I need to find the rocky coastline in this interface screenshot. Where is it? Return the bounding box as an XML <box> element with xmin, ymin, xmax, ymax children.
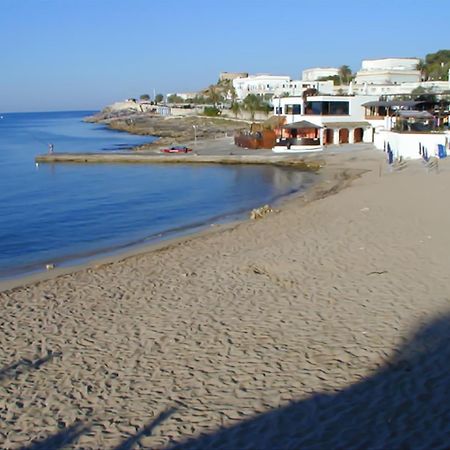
<box><xmin>85</xmin><ymin>110</ymin><xmax>249</xmax><ymax>151</ymax></box>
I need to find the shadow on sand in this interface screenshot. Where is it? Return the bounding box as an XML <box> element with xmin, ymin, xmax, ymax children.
<box><xmin>19</xmin><ymin>421</ymin><xmax>90</xmax><ymax>450</ymax></box>
<box><xmin>0</xmin><ymin>351</ymin><xmax>62</xmax><ymax>382</ymax></box>
<box><xmin>18</xmin><ymin>408</ymin><xmax>176</xmax><ymax>450</ymax></box>
<box><xmin>164</xmin><ymin>313</ymin><xmax>450</xmax><ymax>450</ymax></box>
<box><xmin>13</xmin><ymin>314</ymin><xmax>450</xmax><ymax>449</ymax></box>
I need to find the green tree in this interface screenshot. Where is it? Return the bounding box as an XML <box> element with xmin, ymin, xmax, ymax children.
<box><xmin>318</xmin><ymin>75</ymin><xmax>341</xmax><ymax>85</ymax></box>
<box><xmin>416</xmin><ymin>59</ymin><xmax>428</xmax><ymax>81</ymax></box>
<box><xmin>422</xmin><ymin>50</ymin><xmax>450</xmax><ymax>81</ymax></box>
<box><xmin>207</xmin><ymin>85</ymin><xmax>223</xmax><ymax>106</ymax></box>
<box><xmin>140</xmin><ymin>94</ymin><xmax>150</xmax><ymax>101</ymax></box>
<box><xmin>155</xmin><ymin>93</ymin><xmax>164</xmax><ymax>103</ymax></box>
<box><xmin>411</xmin><ymin>86</ymin><xmax>426</xmax><ymax>97</ymax></box>
<box><xmin>411</xmin><ymin>86</ymin><xmax>437</xmax><ymax>103</ymax></box>
<box><xmin>338</xmin><ymin>65</ymin><xmax>353</xmax><ymax>85</ymax></box>
<box><xmin>203</xmin><ymin>106</ymin><xmax>220</xmax><ymax>116</ymax></box>
<box><xmin>167</xmin><ymin>94</ymin><xmax>184</xmax><ymax>104</ymax></box>
<box><xmin>243</xmin><ymin>94</ymin><xmax>260</xmax><ymax>120</ymax></box>
<box><xmin>231</xmin><ymin>101</ymin><xmax>240</xmax><ymax>118</ymax></box>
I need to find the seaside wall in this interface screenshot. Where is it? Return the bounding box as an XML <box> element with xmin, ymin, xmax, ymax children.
<box><xmin>167</xmin><ymin>108</ymin><xmax>268</xmax><ymax>121</ymax></box>
<box><xmin>221</xmin><ymin>109</ymin><xmax>270</xmax><ymax>122</ymax></box>
<box><xmin>375</xmin><ymin>130</ymin><xmax>450</xmax><ymax>159</ymax></box>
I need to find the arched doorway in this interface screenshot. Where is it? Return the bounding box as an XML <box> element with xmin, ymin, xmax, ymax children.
<box><xmin>354</xmin><ymin>128</ymin><xmax>364</xmax><ymax>143</ymax></box>
<box><xmin>339</xmin><ymin>128</ymin><xmax>349</xmax><ymax>144</ymax></box>
<box><xmin>325</xmin><ymin>128</ymin><xmax>334</xmax><ymax>144</ymax></box>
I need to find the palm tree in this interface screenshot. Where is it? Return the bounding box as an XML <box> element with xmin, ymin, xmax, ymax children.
<box><xmin>338</xmin><ymin>65</ymin><xmax>352</xmax><ymax>85</ymax></box>
<box><xmin>416</xmin><ymin>60</ymin><xmax>428</xmax><ymax>81</ymax></box>
<box><xmin>231</xmin><ymin>101</ymin><xmax>240</xmax><ymax>118</ymax></box>
<box><xmin>243</xmin><ymin>94</ymin><xmax>261</xmax><ymax>121</ymax></box>
<box><xmin>208</xmin><ymin>86</ymin><xmax>222</xmax><ymax>107</ymax></box>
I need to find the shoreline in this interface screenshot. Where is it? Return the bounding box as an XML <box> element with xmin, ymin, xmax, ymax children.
<box><xmin>3</xmin><ymin>147</ymin><xmax>450</xmax><ymax>448</ymax></box>
<box><xmin>0</xmin><ymin>159</ymin><xmax>352</xmax><ymax>293</ymax></box>
<box><xmin>84</xmin><ymin>112</ymin><xmax>250</xmax><ymax>151</ymax></box>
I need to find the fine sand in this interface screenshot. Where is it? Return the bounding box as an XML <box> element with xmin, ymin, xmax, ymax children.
<box><xmin>1</xmin><ymin>146</ymin><xmax>450</xmax><ymax>449</ymax></box>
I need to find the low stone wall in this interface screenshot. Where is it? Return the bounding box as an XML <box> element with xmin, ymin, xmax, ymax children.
<box><xmin>221</xmin><ymin>110</ymin><xmax>270</xmax><ymax>122</ymax></box>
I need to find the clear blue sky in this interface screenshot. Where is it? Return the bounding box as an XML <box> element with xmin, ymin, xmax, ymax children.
<box><xmin>1</xmin><ymin>0</ymin><xmax>449</xmax><ymax>112</ymax></box>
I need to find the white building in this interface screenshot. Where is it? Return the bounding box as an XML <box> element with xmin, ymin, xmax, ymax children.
<box><xmin>232</xmin><ymin>74</ymin><xmax>334</xmax><ymax>100</ymax></box>
<box><xmin>273</xmin><ymin>94</ymin><xmax>378</xmax><ymax>145</ymax></box>
<box><xmin>355</xmin><ymin>58</ymin><xmax>421</xmax><ymax>85</ymax></box>
<box><xmin>302</xmin><ymin>67</ymin><xmax>339</xmax><ymax>81</ymax></box>
<box><xmin>232</xmin><ymin>75</ymin><xmax>291</xmax><ymax>100</ymax></box>
<box><xmin>350</xmin><ymin>58</ymin><xmax>450</xmax><ymax>97</ymax></box>
<box><xmin>357</xmin><ymin>79</ymin><xmax>450</xmax><ymax>97</ymax></box>
<box><xmin>166</xmin><ymin>92</ymin><xmax>198</xmax><ymax>101</ymax></box>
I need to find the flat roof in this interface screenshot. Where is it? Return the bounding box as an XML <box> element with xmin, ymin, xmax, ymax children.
<box><xmin>362</xmin><ymin>57</ymin><xmax>419</xmax><ymax>61</ymax></box>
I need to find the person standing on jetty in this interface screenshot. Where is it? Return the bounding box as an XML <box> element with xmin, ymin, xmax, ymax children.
<box><xmin>48</xmin><ymin>143</ymin><xmax>54</xmax><ymax>154</ymax></box>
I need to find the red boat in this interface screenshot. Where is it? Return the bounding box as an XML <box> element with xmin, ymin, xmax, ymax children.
<box><xmin>161</xmin><ymin>146</ymin><xmax>192</xmax><ymax>153</ymax></box>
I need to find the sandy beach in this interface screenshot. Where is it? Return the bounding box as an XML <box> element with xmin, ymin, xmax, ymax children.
<box><xmin>1</xmin><ymin>145</ymin><xmax>450</xmax><ymax>449</ymax></box>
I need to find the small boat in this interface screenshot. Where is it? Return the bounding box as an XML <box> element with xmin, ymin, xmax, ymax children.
<box><xmin>161</xmin><ymin>146</ymin><xmax>192</xmax><ymax>153</ymax></box>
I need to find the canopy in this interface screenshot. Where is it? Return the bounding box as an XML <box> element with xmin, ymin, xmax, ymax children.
<box><xmin>283</xmin><ymin>120</ymin><xmax>322</xmax><ymax>129</ymax></box>
<box><xmin>396</xmin><ymin>110</ymin><xmax>433</xmax><ymax>119</ymax></box>
<box><xmin>361</xmin><ymin>100</ymin><xmax>424</xmax><ymax>108</ymax></box>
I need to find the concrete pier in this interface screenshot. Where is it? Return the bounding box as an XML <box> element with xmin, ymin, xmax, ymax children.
<box><xmin>35</xmin><ymin>152</ymin><xmax>323</xmax><ymax>170</ymax></box>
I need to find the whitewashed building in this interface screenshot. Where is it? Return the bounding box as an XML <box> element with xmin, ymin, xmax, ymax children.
<box><xmin>355</xmin><ymin>58</ymin><xmax>421</xmax><ymax>85</ymax></box>
<box><xmin>232</xmin><ymin>74</ymin><xmax>334</xmax><ymax>101</ymax></box>
<box><xmin>232</xmin><ymin>75</ymin><xmax>291</xmax><ymax>100</ymax></box>
<box><xmin>273</xmin><ymin>94</ymin><xmax>378</xmax><ymax>145</ymax></box>
<box><xmin>302</xmin><ymin>67</ymin><xmax>339</xmax><ymax>81</ymax></box>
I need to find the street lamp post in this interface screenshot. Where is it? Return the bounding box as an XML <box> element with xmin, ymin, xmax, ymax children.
<box><xmin>193</xmin><ymin>125</ymin><xmax>197</xmax><ymax>149</ymax></box>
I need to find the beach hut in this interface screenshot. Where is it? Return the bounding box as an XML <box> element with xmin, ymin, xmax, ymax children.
<box><xmin>273</xmin><ymin>120</ymin><xmax>323</xmax><ymax>153</ymax></box>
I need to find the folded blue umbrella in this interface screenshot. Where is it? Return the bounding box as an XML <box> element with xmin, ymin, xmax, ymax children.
<box><xmin>387</xmin><ymin>143</ymin><xmax>393</xmax><ymax>164</ymax></box>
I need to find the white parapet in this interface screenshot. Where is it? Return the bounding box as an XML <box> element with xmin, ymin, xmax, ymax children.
<box><xmin>375</xmin><ymin>130</ymin><xmax>450</xmax><ymax>159</ymax></box>
<box><xmin>272</xmin><ymin>145</ymin><xmax>323</xmax><ymax>154</ymax></box>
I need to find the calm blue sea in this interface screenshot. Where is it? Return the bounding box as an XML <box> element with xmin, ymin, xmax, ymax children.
<box><xmin>0</xmin><ymin>111</ymin><xmax>316</xmax><ymax>279</ymax></box>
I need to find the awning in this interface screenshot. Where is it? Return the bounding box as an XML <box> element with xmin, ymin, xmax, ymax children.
<box><xmin>396</xmin><ymin>110</ymin><xmax>433</xmax><ymax>119</ymax></box>
<box><xmin>361</xmin><ymin>100</ymin><xmax>424</xmax><ymax>108</ymax></box>
<box><xmin>283</xmin><ymin>120</ymin><xmax>322</xmax><ymax>129</ymax></box>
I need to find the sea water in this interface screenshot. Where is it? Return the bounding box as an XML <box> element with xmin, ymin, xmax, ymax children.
<box><xmin>0</xmin><ymin>111</ymin><xmax>316</xmax><ymax>279</ymax></box>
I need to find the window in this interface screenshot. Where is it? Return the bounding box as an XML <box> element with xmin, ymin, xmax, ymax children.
<box><xmin>329</xmin><ymin>101</ymin><xmax>349</xmax><ymax>115</ymax></box>
<box><xmin>285</xmin><ymin>104</ymin><xmax>302</xmax><ymax>115</ymax></box>
<box><xmin>305</xmin><ymin>102</ymin><xmax>323</xmax><ymax>115</ymax></box>
<box><xmin>305</xmin><ymin>101</ymin><xmax>349</xmax><ymax>115</ymax></box>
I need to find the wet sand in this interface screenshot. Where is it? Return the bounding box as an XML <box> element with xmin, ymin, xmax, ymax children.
<box><xmin>1</xmin><ymin>146</ymin><xmax>450</xmax><ymax>449</ymax></box>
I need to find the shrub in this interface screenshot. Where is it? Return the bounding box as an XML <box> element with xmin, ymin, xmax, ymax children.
<box><xmin>203</xmin><ymin>106</ymin><xmax>220</xmax><ymax>117</ymax></box>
